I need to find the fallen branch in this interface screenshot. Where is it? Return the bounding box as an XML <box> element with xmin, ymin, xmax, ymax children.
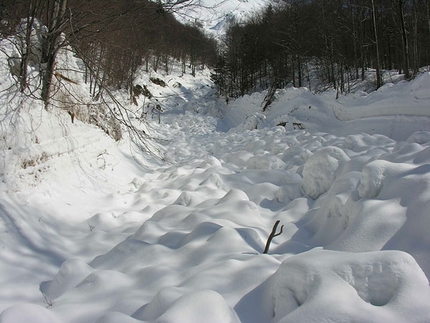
<box><xmin>54</xmin><ymin>72</ymin><xmax>78</xmax><ymax>85</ymax></box>
<box><xmin>263</xmin><ymin>220</ymin><xmax>284</xmax><ymax>254</ymax></box>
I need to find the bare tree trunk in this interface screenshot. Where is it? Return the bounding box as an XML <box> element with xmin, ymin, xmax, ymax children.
<box><xmin>164</xmin><ymin>55</ymin><xmax>169</xmax><ymax>74</ymax></box>
<box><xmin>19</xmin><ymin>18</ymin><xmax>32</xmax><ymax>92</ymax></box>
<box><xmin>297</xmin><ymin>54</ymin><xmax>302</xmax><ymax>88</ymax></box>
<box><xmin>19</xmin><ymin>0</ymin><xmax>41</xmax><ymax>92</ymax></box>
<box><xmin>411</xmin><ymin>0</ymin><xmax>419</xmax><ymax>74</ymax></box>
<box><xmin>398</xmin><ymin>0</ymin><xmax>410</xmax><ymax>79</ymax></box>
<box><xmin>371</xmin><ymin>0</ymin><xmax>382</xmax><ymax>89</ymax></box>
<box><xmin>41</xmin><ymin>0</ymin><xmax>68</xmax><ymax>107</ymax></box>
<box><xmin>427</xmin><ymin>0</ymin><xmax>430</xmax><ymax>40</ymax></box>
<box><xmin>291</xmin><ymin>55</ymin><xmax>296</xmax><ymax>87</ymax></box>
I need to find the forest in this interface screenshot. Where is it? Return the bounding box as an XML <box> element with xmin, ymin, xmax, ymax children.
<box><xmin>1</xmin><ymin>0</ymin><xmax>429</xmax><ymax>105</ymax></box>
<box><xmin>0</xmin><ymin>0</ymin><xmax>217</xmax><ymax>105</ymax></box>
<box><xmin>212</xmin><ymin>0</ymin><xmax>430</xmax><ymax>99</ymax></box>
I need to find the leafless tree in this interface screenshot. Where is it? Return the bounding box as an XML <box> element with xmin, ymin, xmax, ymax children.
<box><xmin>1</xmin><ymin>0</ymin><xmax>219</xmax><ymax>155</ymax></box>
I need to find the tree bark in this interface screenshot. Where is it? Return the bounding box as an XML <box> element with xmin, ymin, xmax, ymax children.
<box><xmin>41</xmin><ymin>0</ymin><xmax>68</xmax><ymax>107</ymax></box>
<box><xmin>371</xmin><ymin>0</ymin><xmax>382</xmax><ymax>89</ymax></box>
<box><xmin>398</xmin><ymin>0</ymin><xmax>410</xmax><ymax>79</ymax></box>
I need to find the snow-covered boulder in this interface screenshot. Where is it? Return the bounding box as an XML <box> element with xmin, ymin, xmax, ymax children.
<box><xmin>301</xmin><ymin>146</ymin><xmax>350</xmax><ymax>199</ymax></box>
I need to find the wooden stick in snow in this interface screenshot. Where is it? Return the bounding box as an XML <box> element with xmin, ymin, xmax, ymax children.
<box><xmin>263</xmin><ymin>220</ymin><xmax>284</xmax><ymax>254</ymax></box>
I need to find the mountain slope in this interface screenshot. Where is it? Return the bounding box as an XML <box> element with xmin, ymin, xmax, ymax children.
<box><xmin>174</xmin><ymin>0</ymin><xmax>278</xmax><ymax>37</ymax></box>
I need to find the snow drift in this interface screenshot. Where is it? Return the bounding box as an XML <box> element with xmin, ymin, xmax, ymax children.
<box><xmin>2</xmin><ymin>26</ymin><xmax>430</xmax><ymax>322</ymax></box>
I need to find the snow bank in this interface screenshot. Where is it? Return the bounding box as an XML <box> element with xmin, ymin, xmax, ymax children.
<box><xmin>268</xmin><ymin>249</ymin><xmax>430</xmax><ymax>323</ymax></box>
<box><xmin>0</xmin><ymin>303</ymin><xmax>63</xmax><ymax>323</ymax></box>
<box><xmin>155</xmin><ymin>290</ymin><xmax>240</xmax><ymax>323</ymax></box>
<box><xmin>3</xmin><ymin>27</ymin><xmax>430</xmax><ymax>323</ymax></box>
<box><xmin>30</xmin><ymin>123</ymin><xmax>430</xmax><ymax>323</ymax></box>
<box><xmin>358</xmin><ymin>160</ymin><xmax>412</xmax><ymax>199</ymax></box>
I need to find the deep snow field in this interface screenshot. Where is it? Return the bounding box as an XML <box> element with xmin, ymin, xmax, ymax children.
<box><xmin>2</xmin><ymin>44</ymin><xmax>430</xmax><ymax>322</ymax></box>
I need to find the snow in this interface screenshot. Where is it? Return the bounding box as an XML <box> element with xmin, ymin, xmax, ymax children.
<box><xmin>174</xmin><ymin>0</ymin><xmax>275</xmax><ymax>37</ymax></box>
<box><xmin>2</xmin><ymin>29</ymin><xmax>430</xmax><ymax>323</ymax></box>
<box><xmin>268</xmin><ymin>249</ymin><xmax>430</xmax><ymax>323</ymax></box>
<box><xmin>301</xmin><ymin>146</ymin><xmax>350</xmax><ymax>199</ymax></box>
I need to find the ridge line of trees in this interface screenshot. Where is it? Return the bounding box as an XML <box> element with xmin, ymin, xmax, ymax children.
<box><xmin>212</xmin><ymin>0</ymin><xmax>430</xmax><ymax>99</ymax></box>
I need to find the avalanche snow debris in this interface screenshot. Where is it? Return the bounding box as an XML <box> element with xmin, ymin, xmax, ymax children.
<box><xmin>2</xmin><ymin>27</ymin><xmax>430</xmax><ymax>322</ymax></box>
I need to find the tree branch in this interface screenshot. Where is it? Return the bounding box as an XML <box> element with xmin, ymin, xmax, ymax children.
<box><xmin>263</xmin><ymin>220</ymin><xmax>284</xmax><ymax>254</ymax></box>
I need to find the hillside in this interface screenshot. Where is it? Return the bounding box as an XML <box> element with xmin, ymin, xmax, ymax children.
<box><xmin>2</xmin><ymin>23</ymin><xmax>430</xmax><ymax>323</ymax></box>
<box><xmin>174</xmin><ymin>0</ymin><xmax>277</xmax><ymax>37</ymax></box>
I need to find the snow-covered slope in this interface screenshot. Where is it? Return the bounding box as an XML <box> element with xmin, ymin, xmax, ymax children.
<box><xmin>221</xmin><ymin>71</ymin><xmax>430</xmax><ymax>140</ymax></box>
<box><xmin>174</xmin><ymin>0</ymin><xmax>277</xmax><ymax>38</ymax></box>
<box><xmin>2</xmin><ymin>36</ymin><xmax>430</xmax><ymax>323</ymax></box>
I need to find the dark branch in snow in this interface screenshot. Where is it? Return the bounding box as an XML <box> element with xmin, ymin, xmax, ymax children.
<box><xmin>263</xmin><ymin>220</ymin><xmax>284</xmax><ymax>254</ymax></box>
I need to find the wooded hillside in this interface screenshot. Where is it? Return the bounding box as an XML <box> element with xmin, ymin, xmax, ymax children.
<box><xmin>212</xmin><ymin>0</ymin><xmax>430</xmax><ymax>98</ymax></box>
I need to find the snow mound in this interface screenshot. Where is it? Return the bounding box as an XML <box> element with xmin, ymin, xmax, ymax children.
<box><xmin>301</xmin><ymin>146</ymin><xmax>350</xmax><ymax>199</ymax></box>
<box><xmin>0</xmin><ymin>303</ymin><xmax>64</xmax><ymax>323</ymax></box>
<box><xmin>269</xmin><ymin>249</ymin><xmax>430</xmax><ymax>323</ymax></box>
<box><xmin>155</xmin><ymin>290</ymin><xmax>240</xmax><ymax>323</ymax></box>
<box><xmin>407</xmin><ymin>130</ymin><xmax>430</xmax><ymax>144</ymax></box>
<box><xmin>96</xmin><ymin>312</ymin><xmax>141</xmax><ymax>323</ymax></box>
<box><xmin>40</xmin><ymin>259</ymin><xmax>94</xmax><ymax>300</ymax></box>
<box><xmin>358</xmin><ymin>160</ymin><xmax>409</xmax><ymax>198</ymax></box>
<box><xmin>246</xmin><ymin>154</ymin><xmax>286</xmax><ymax>170</ymax></box>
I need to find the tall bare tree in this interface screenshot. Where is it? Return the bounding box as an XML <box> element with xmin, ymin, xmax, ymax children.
<box><xmin>40</xmin><ymin>0</ymin><xmax>68</xmax><ymax>105</ymax></box>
